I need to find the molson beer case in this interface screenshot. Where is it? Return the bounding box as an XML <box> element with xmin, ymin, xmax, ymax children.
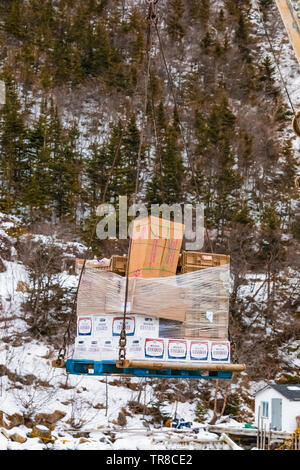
<box><xmin>210</xmin><ymin>341</ymin><xmax>230</xmax><ymax>362</ymax></box>
<box><xmin>77</xmin><ymin>315</ymin><xmax>159</xmax><ymax>338</ymax></box>
<box><xmin>101</xmin><ymin>338</ymin><xmax>119</xmax><ymax>361</ymax></box>
<box><xmin>77</xmin><ymin>316</ymin><xmax>93</xmax><ymax>336</ymax></box>
<box><xmin>73</xmin><ymin>335</ymin><xmax>230</xmax><ymax>363</ymax></box>
<box><xmin>74</xmin><ymin>337</ymin><xmax>89</xmax><ymax>359</ymax></box>
<box><xmin>112</xmin><ymin>316</ymin><xmax>136</xmax><ymax>337</ymax></box>
<box><xmin>167</xmin><ymin>339</ymin><xmax>188</xmax><ymax>361</ymax></box>
<box><xmin>144</xmin><ymin>338</ymin><xmax>165</xmax><ymax>360</ymax></box>
<box><xmin>189</xmin><ymin>340</ymin><xmax>210</xmax><ymax>362</ymax></box>
<box><xmin>92</xmin><ymin>315</ymin><xmax>113</xmax><ymax>336</ymax></box>
<box><xmin>87</xmin><ymin>339</ymin><xmax>101</xmax><ymax>361</ymax></box>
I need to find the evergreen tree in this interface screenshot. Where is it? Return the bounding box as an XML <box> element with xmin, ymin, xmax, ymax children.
<box><xmin>116</xmin><ymin>115</ymin><xmax>142</xmax><ymax>199</ymax></box>
<box><xmin>166</xmin><ymin>0</ymin><xmax>186</xmax><ymax>42</ymax></box>
<box><xmin>86</xmin><ymin>121</ymin><xmax>123</xmax><ymax>209</ymax></box>
<box><xmin>189</xmin><ymin>0</ymin><xmax>210</xmax><ymax>23</ymax></box>
<box><xmin>0</xmin><ymin>69</ymin><xmax>27</xmax><ymax>212</ymax></box>
<box><xmin>5</xmin><ymin>0</ymin><xmax>25</xmax><ymax>39</ymax></box>
<box><xmin>147</xmin><ymin>106</ymin><xmax>185</xmax><ymax>205</ymax></box>
<box><xmin>49</xmin><ymin>123</ymin><xmax>82</xmax><ymax>220</ymax></box>
<box><xmin>23</xmin><ymin>105</ymin><xmax>53</xmax><ymax>218</ymax></box>
<box><xmin>259</xmin><ymin>56</ymin><xmax>279</xmax><ymax>98</ymax></box>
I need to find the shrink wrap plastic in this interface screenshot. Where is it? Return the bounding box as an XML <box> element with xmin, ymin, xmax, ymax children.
<box><xmin>77</xmin><ymin>264</ymin><xmax>230</xmax><ymax>339</ymax></box>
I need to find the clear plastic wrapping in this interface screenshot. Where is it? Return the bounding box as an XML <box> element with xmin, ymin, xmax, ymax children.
<box><xmin>77</xmin><ymin>264</ymin><xmax>230</xmax><ymax>340</ymax></box>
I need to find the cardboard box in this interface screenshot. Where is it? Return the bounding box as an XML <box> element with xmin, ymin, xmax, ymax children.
<box><xmin>101</xmin><ymin>338</ymin><xmax>119</xmax><ymax>361</ymax></box>
<box><xmin>77</xmin><ymin>316</ymin><xmax>93</xmax><ymax>336</ymax></box>
<box><xmin>87</xmin><ymin>339</ymin><xmax>101</xmax><ymax>361</ymax></box>
<box><xmin>111</xmin><ymin>316</ymin><xmax>136</xmax><ymax>337</ymax></box>
<box><xmin>183</xmin><ymin>311</ymin><xmax>228</xmax><ymax>340</ymax></box>
<box><xmin>135</xmin><ymin>316</ymin><xmax>159</xmax><ymax>337</ymax></box>
<box><xmin>210</xmin><ymin>341</ymin><xmax>230</xmax><ymax>362</ymax></box>
<box><xmin>167</xmin><ymin>339</ymin><xmax>188</xmax><ymax>361</ymax></box>
<box><xmin>92</xmin><ymin>316</ymin><xmax>113</xmax><ymax>337</ymax></box>
<box><xmin>144</xmin><ymin>338</ymin><xmax>165</xmax><ymax>360</ymax></box>
<box><xmin>128</xmin><ymin>216</ymin><xmax>184</xmax><ymax>278</ymax></box>
<box><xmin>189</xmin><ymin>340</ymin><xmax>210</xmax><ymax>361</ymax></box>
<box><xmin>73</xmin><ymin>337</ymin><xmax>89</xmax><ymax>359</ymax></box>
<box><xmin>103</xmin><ymin>277</ymin><xmax>187</xmax><ymax>322</ymax></box>
<box><xmin>126</xmin><ymin>337</ymin><xmax>144</xmax><ymax>360</ymax></box>
<box><xmin>129</xmin><ymin>280</ymin><xmax>187</xmax><ymax>322</ymax></box>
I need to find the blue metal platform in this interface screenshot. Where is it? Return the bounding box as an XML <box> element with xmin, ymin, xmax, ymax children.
<box><xmin>66</xmin><ymin>359</ymin><xmax>233</xmax><ymax>379</ymax></box>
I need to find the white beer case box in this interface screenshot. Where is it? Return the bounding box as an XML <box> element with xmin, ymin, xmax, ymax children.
<box><xmin>144</xmin><ymin>338</ymin><xmax>165</xmax><ymax>360</ymax></box>
<box><xmin>112</xmin><ymin>316</ymin><xmax>136</xmax><ymax>337</ymax></box>
<box><xmin>101</xmin><ymin>338</ymin><xmax>119</xmax><ymax>361</ymax></box>
<box><xmin>87</xmin><ymin>338</ymin><xmax>101</xmax><ymax>361</ymax></box>
<box><xmin>74</xmin><ymin>337</ymin><xmax>89</xmax><ymax>359</ymax></box>
<box><xmin>189</xmin><ymin>340</ymin><xmax>210</xmax><ymax>362</ymax></box>
<box><xmin>126</xmin><ymin>337</ymin><xmax>144</xmax><ymax>360</ymax></box>
<box><xmin>210</xmin><ymin>341</ymin><xmax>230</xmax><ymax>362</ymax></box>
<box><xmin>92</xmin><ymin>315</ymin><xmax>113</xmax><ymax>337</ymax></box>
<box><xmin>167</xmin><ymin>339</ymin><xmax>188</xmax><ymax>361</ymax></box>
<box><xmin>77</xmin><ymin>316</ymin><xmax>93</xmax><ymax>336</ymax></box>
<box><xmin>135</xmin><ymin>316</ymin><xmax>159</xmax><ymax>337</ymax></box>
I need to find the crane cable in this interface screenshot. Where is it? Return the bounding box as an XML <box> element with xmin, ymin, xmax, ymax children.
<box><xmin>254</xmin><ymin>2</ymin><xmax>298</xmax><ymax>118</ymax></box>
<box><xmin>255</xmin><ymin>1</ymin><xmax>300</xmax><ymax>188</ymax></box>
<box><xmin>255</xmin><ymin>1</ymin><xmax>296</xmax><ymax>113</ymax></box>
<box><xmin>154</xmin><ymin>17</ymin><xmax>214</xmax><ymax>252</ymax></box>
<box><xmin>118</xmin><ymin>0</ymin><xmax>159</xmax><ymax>365</ymax></box>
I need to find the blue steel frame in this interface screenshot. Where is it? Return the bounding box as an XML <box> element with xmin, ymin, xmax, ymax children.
<box><xmin>66</xmin><ymin>359</ymin><xmax>232</xmax><ymax>379</ymax></box>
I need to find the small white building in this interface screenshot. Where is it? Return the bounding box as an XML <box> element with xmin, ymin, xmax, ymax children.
<box><xmin>255</xmin><ymin>384</ymin><xmax>300</xmax><ymax>433</ymax></box>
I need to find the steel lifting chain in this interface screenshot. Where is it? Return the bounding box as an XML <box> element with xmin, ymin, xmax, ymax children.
<box><xmin>118</xmin><ymin>0</ymin><xmax>159</xmax><ymax>364</ymax></box>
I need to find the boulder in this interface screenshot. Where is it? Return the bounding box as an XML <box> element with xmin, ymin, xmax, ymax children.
<box><xmin>10</xmin><ymin>433</ymin><xmax>27</xmax><ymax>444</ymax></box>
<box><xmin>31</xmin><ymin>425</ymin><xmax>52</xmax><ymax>442</ymax></box>
<box><xmin>79</xmin><ymin>438</ymin><xmax>90</xmax><ymax>444</ymax></box>
<box><xmin>34</xmin><ymin>410</ymin><xmax>66</xmax><ymax>430</ymax></box>
<box><xmin>0</xmin><ymin>411</ymin><xmax>9</xmax><ymax>429</ymax></box>
<box><xmin>16</xmin><ymin>281</ymin><xmax>29</xmax><ymax>293</ymax></box>
<box><xmin>8</xmin><ymin>413</ymin><xmax>24</xmax><ymax>429</ymax></box>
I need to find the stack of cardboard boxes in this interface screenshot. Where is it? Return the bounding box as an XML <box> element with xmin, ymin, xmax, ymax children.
<box><xmin>74</xmin><ymin>216</ymin><xmax>231</xmax><ymax>364</ymax></box>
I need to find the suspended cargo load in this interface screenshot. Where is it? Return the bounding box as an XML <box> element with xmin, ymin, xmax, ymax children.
<box><xmin>65</xmin><ymin>216</ymin><xmax>245</xmax><ymax>378</ymax></box>
<box><xmin>74</xmin><ymin>264</ymin><xmax>230</xmax><ymax>364</ymax></box>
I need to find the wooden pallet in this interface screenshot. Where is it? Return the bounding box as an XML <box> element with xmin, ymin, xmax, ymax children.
<box><xmin>66</xmin><ymin>359</ymin><xmax>244</xmax><ymax>379</ymax></box>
